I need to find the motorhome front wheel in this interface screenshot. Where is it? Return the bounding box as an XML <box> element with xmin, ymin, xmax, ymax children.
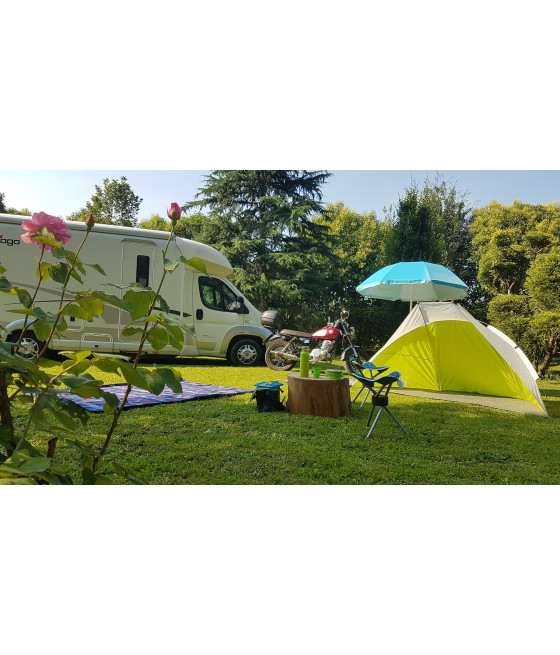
<box><xmin>7</xmin><ymin>331</ymin><xmax>44</xmax><ymax>360</ymax></box>
<box><xmin>229</xmin><ymin>339</ymin><xmax>263</xmax><ymax>366</ymax></box>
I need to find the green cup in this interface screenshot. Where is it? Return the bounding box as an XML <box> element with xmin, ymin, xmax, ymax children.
<box><xmin>312</xmin><ymin>367</ymin><xmax>321</xmax><ymax>379</ymax></box>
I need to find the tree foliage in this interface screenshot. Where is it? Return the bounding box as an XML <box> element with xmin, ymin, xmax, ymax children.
<box><xmin>132</xmin><ymin>173</ymin><xmax>560</xmax><ymax>372</ymax></box>
<box><xmin>182</xmin><ymin>170</ymin><xmax>334</xmax><ymax>322</ymax></box>
<box><xmin>0</xmin><ymin>192</ymin><xmax>6</xmax><ymax>213</ymax></box>
<box><xmin>173</xmin><ymin>173</ymin><xmax>483</xmax><ymax>351</ymax></box>
<box><xmin>317</xmin><ymin>202</ymin><xmax>387</xmax><ymax>286</ymax></box>
<box><xmin>384</xmin><ymin>176</ymin><xmax>485</xmax><ymax>315</ymax></box>
<box><xmin>471</xmin><ymin>201</ymin><xmax>560</xmax><ymax>375</ymax></box>
<box><xmin>3</xmin><ymin>206</ymin><xmax>32</xmax><ymax>216</ymax></box>
<box><xmin>385</xmin><ymin>181</ymin><xmax>442</xmax><ymax>264</ymax></box>
<box><xmin>84</xmin><ymin>176</ymin><xmax>143</xmax><ymax>227</ymax></box>
<box><xmin>138</xmin><ymin>214</ymin><xmax>173</xmax><ymax>232</ymax></box>
<box><xmin>314</xmin><ymin>202</ymin><xmax>399</xmax><ymax>349</ymax></box>
<box><xmin>66</xmin><ymin>208</ymin><xmax>90</xmax><ymax>222</ymax></box>
<box><xmin>525</xmin><ymin>250</ymin><xmax>560</xmax><ymax>311</ymax></box>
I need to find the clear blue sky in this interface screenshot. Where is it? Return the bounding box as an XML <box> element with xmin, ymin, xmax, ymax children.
<box><xmin>1</xmin><ymin>170</ymin><xmax>559</xmax><ymax>221</ymax></box>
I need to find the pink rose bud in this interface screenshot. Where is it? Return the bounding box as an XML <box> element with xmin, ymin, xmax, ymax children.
<box><xmin>167</xmin><ymin>203</ymin><xmax>181</xmax><ymax>223</ymax></box>
<box><xmin>86</xmin><ymin>213</ymin><xmax>95</xmax><ymax>230</ymax></box>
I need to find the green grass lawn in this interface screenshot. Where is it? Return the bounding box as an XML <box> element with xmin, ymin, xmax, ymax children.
<box><xmin>24</xmin><ymin>358</ymin><xmax>560</xmax><ymax>485</ymax></box>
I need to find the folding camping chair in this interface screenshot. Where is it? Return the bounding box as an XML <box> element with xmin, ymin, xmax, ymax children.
<box><xmin>351</xmin><ymin>362</ymin><xmax>389</xmax><ymax>408</ymax></box>
<box><xmin>350</xmin><ymin>370</ymin><xmax>408</xmax><ymax>437</ymax></box>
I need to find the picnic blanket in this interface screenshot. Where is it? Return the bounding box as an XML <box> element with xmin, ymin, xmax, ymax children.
<box><xmin>59</xmin><ymin>379</ymin><xmax>253</xmax><ymax>412</ymax></box>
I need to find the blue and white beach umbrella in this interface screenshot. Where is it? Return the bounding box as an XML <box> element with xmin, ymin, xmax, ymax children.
<box><xmin>356</xmin><ymin>261</ymin><xmax>468</xmax><ymax>310</ymax></box>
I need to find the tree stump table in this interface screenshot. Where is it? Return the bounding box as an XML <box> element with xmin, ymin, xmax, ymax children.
<box><xmin>286</xmin><ymin>373</ymin><xmax>352</xmax><ymax>418</ymax></box>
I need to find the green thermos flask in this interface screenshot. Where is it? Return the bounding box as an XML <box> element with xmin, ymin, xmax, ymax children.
<box><xmin>299</xmin><ymin>346</ymin><xmax>310</xmax><ymax>377</ymax></box>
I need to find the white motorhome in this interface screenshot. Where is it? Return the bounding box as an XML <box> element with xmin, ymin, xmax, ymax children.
<box><xmin>0</xmin><ymin>214</ymin><xmax>270</xmax><ymax>365</ymax></box>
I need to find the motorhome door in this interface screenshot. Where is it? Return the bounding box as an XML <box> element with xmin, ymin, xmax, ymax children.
<box><xmin>119</xmin><ymin>240</ymin><xmax>156</xmax><ymax>344</ymax></box>
<box><xmin>193</xmin><ymin>274</ymin><xmax>245</xmax><ymax>354</ymax></box>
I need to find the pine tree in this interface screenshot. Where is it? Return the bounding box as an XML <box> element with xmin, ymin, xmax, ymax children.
<box><xmin>182</xmin><ymin>170</ymin><xmax>333</xmax><ymax>317</ymax></box>
<box><xmin>385</xmin><ymin>182</ymin><xmax>442</xmax><ymax>263</ymax></box>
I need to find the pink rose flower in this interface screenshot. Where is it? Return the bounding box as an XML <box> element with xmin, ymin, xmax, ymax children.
<box><xmin>167</xmin><ymin>203</ymin><xmax>182</xmax><ymax>223</ymax></box>
<box><xmin>21</xmin><ymin>212</ymin><xmax>72</xmax><ymax>252</ymax></box>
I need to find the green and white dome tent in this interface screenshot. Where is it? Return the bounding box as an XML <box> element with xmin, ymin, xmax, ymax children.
<box><xmin>370</xmin><ymin>302</ymin><xmax>548</xmax><ymax>417</ymax></box>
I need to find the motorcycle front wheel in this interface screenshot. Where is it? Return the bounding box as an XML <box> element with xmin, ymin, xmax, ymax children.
<box><xmin>265</xmin><ymin>341</ymin><xmax>299</xmax><ymax>371</ymax></box>
<box><xmin>343</xmin><ymin>349</ymin><xmax>363</xmax><ymax>376</ymax></box>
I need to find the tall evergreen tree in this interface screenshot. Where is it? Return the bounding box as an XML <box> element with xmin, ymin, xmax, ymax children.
<box><xmin>384</xmin><ymin>181</ymin><xmax>442</xmax><ymax>263</ymax></box>
<box><xmin>385</xmin><ymin>176</ymin><xmax>483</xmax><ymax>314</ymax></box>
<box><xmin>182</xmin><ymin>170</ymin><xmax>333</xmax><ymax>317</ymax></box>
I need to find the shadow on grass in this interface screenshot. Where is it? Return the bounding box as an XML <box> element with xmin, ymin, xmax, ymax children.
<box><xmin>48</xmin><ymin>351</ymin><xmax>237</xmax><ymax>367</ymax></box>
<box><xmin>141</xmin><ymin>355</ymin><xmax>231</xmax><ymax>367</ymax></box>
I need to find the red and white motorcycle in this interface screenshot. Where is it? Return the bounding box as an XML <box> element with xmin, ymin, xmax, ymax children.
<box><xmin>261</xmin><ymin>309</ymin><xmax>363</xmax><ymax>373</ymax></box>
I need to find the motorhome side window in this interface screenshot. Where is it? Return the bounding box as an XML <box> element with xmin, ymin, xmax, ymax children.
<box><xmin>198</xmin><ymin>277</ymin><xmax>242</xmax><ymax>312</ymax></box>
<box><xmin>136</xmin><ymin>255</ymin><xmax>150</xmax><ymax>287</ymax></box>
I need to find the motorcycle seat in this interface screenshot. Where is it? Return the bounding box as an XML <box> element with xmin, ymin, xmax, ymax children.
<box><xmin>280</xmin><ymin>329</ymin><xmax>314</xmax><ymax>339</ymax></box>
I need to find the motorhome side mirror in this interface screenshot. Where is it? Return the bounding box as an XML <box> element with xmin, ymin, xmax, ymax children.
<box><xmin>234</xmin><ymin>296</ymin><xmax>249</xmax><ymax>314</ymax></box>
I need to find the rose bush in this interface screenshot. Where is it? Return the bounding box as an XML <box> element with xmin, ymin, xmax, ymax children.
<box><xmin>0</xmin><ymin>204</ymin><xmax>205</xmax><ymax>484</ymax></box>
